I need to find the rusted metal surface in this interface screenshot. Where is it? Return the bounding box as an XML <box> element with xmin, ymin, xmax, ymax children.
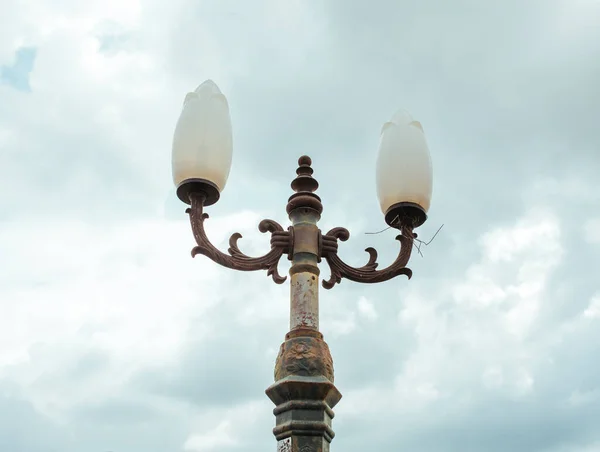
<box><xmin>290</xmin><ymin>223</ymin><xmax>319</xmax><ymax>256</ymax></box>
<box><xmin>186</xmin><ymin>191</ymin><xmax>291</xmax><ymax>283</ymax></box>
<box><xmin>286</xmin><ymin>155</ymin><xmax>323</xmax><ymax>215</ymax></box>
<box><xmin>320</xmin><ymin>224</ymin><xmax>416</xmax><ymax>289</ymax></box>
<box><xmin>177</xmin><ymin>178</ymin><xmax>221</xmax><ymax>206</ymax></box>
<box><xmin>274</xmin><ymin>329</ymin><xmax>334</xmax><ymax>382</ymax></box>
<box><xmin>270</xmin><ymin>322</ymin><xmax>337</xmax><ymax>450</ymax></box>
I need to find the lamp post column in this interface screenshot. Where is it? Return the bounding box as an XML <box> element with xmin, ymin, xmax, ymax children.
<box><xmin>266</xmin><ymin>157</ymin><xmax>342</xmax><ymax>452</ymax></box>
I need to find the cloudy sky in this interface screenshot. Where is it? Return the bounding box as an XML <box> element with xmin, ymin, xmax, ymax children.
<box><xmin>1</xmin><ymin>0</ymin><xmax>600</xmax><ymax>451</ymax></box>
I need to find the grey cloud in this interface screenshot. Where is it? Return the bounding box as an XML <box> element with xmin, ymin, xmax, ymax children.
<box><xmin>70</xmin><ymin>396</ymin><xmax>165</xmax><ymax>425</ymax></box>
<box><xmin>2</xmin><ymin>0</ymin><xmax>600</xmax><ymax>450</ymax></box>
<box><xmin>135</xmin><ymin>329</ymin><xmax>276</xmax><ymax>408</ymax></box>
<box><xmin>65</xmin><ymin>403</ymin><xmax>189</xmax><ymax>452</ymax></box>
<box><xmin>0</xmin><ymin>385</ymin><xmax>67</xmax><ymax>452</ymax></box>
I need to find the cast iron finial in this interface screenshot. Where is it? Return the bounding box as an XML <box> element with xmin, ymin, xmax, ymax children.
<box><xmin>286</xmin><ymin>155</ymin><xmax>323</xmax><ymax>215</ymax></box>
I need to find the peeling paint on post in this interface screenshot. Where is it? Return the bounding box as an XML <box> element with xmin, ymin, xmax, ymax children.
<box><xmin>291</xmin><ymin>272</ymin><xmax>319</xmax><ymax>330</ymax></box>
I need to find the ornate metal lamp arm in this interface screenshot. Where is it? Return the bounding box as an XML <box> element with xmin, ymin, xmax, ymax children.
<box><xmin>186</xmin><ymin>192</ymin><xmax>291</xmax><ymax>284</ymax></box>
<box><xmin>320</xmin><ymin>224</ymin><xmax>416</xmax><ymax>289</ymax></box>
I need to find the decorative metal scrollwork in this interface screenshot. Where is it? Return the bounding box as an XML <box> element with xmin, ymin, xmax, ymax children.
<box><xmin>320</xmin><ymin>225</ymin><xmax>416</xmax><ymax>289</ymax></box>
<box><xmin>186</xmin><ymin>192</ymin><xmax>291</xmax><ymax>284</ymax></box>
<box><xmin>184</xmin><ymin>156</ymin><xmax>421</xmax><ymax>289</ymax></box>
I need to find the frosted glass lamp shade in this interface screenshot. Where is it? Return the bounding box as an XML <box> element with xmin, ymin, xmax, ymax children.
<box><xmin>172</xmin><ymin>80</ymin><xmax>233</xmax><ymax>205</ymax></box>
<box><xmin>376</xmin><ymin>110</ymin><xmax>433</xmax><ymax>228</ymax></box>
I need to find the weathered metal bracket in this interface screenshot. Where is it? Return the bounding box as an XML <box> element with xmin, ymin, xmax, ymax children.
<box><xmin>320</xmin><ymin>224</ymin><xmax>416</xmax><ymax>289</ymax></box>
<box><xmin>186</xmin><ymin>192</ymin><xmax>292</xmax><ymax>284</ymax></box>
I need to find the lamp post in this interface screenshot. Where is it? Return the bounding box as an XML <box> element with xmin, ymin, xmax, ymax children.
<box><xmin>172</xmin><ymin>80</ymin><xmax>433</xmax><ymax>452</ymax></box>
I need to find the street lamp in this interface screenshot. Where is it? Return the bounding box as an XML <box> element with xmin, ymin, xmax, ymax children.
<box><xmin>172</xmin><ymin>80</ymin><xmax>433</xmax><ymax>452</ymax></box>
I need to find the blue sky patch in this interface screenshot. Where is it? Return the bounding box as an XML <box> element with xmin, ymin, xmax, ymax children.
<box><xmin>1</xmin><ymin>46</ymin><xmax>37</xmax><ymax>92</ymax></box>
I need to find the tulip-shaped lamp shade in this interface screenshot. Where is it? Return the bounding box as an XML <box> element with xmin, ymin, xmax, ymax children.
<box><xmin>376</xmin><ymin>110</ymin><xmax>433</xmax><ymax>228</ymax></box>
<box><xmin>172</xmin><ymin>80</ymin><xmax>233</xmax><ymax>206</ymax></box>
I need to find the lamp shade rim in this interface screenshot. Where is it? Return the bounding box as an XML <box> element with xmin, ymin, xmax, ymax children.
<box><xmin>384</xmin><ymin>202</ymin><xmax>428</xmax><ymax>228</ymax></box>
<box><xmin>176</xmin><ymin>178</ymin><xmax>221</xmax><ymax>206</ymax></box>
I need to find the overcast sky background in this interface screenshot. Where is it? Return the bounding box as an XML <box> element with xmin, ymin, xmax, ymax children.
<box><xmin>1</xmin><ymin>0</ymin><xmax>600</xmax><ymax>451</ymax></box>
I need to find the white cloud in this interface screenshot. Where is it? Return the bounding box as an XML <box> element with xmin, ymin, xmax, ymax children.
<box><xmin>330</xmin><ymin>311</ymin><xmax>357</xmax><ymax>337</ymax></box>
<box><xmin>583</xmin><ymin>293</ymin><xmax>600</xmax><ymax>319</ymax></box>
<box><xmin>0</xmin><ymin>211</ymin><xmax>261</xmax><ymax>422</ymax></box>
<box><xmin>184</xmin><ymin>421</ymin><xmax>237</xmax><ymax>451</ymax></box>
<box><xmin>184</xmin><ymin>400</ymin><xmax>268</xmax><ymax>451</ymax></box>
<box><xmin>357</xmin><ymin>296</ymin><xmax>378</xmax><ymax>321</ymax></box>
<box><xmin>377</xmin><ymin>210</ymin><xmax>561</xmax><ymax>413</ymax></box>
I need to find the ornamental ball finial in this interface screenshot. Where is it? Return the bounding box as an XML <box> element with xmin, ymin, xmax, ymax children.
<box><xmin>298</xmin><ymin>155</ymin><xmax>312</xmax><ymax>167</ymax></box>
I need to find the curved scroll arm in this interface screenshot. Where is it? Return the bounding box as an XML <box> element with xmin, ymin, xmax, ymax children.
<box><xmin>186</xmin><ymin>192</ymin><xmax>292</xmax><ymax>284</ymax></box>
<box><xmin>320</xmin><ymin>225</ymin><xmax>416</xmax><ymax>289</ymax></box>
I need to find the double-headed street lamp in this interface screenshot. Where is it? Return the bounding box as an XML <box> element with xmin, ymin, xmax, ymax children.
<box><xmin>172</xmin><ymin>80</ymin><xmax>433</xmax><ymax>452</ymax></box>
